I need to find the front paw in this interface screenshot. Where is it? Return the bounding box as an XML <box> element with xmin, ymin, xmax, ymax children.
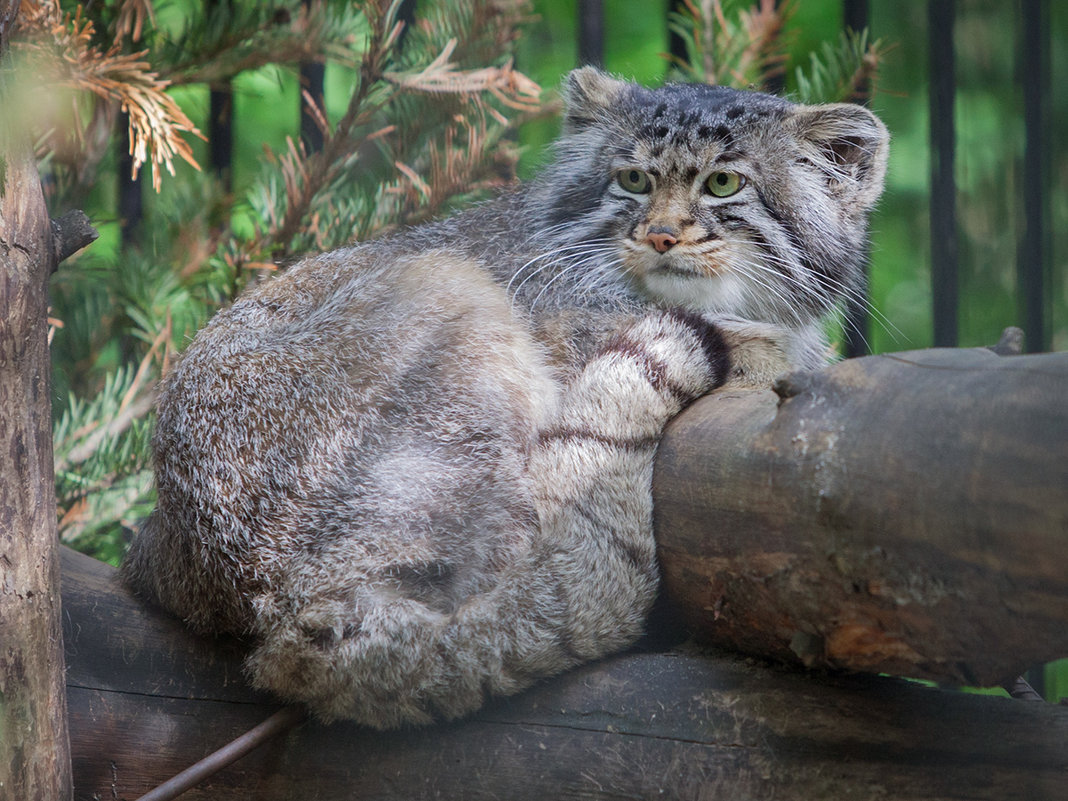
<box><xmin>704</xmin><ymin>316</ymin><xmax>810</xmax><ymax>389</ymax></box>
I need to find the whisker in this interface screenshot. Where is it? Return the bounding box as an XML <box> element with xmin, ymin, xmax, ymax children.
<box><xmin>507</xmin><ymin>240</ymin><xmax>616</xmax><ymax>301</ymax></box>
<box><xmin>738</xmin><ymin>240</ymin><xmax>904</xmax><ymax>345</ymax></box>
<box><xmin>527</xmin><ymin>248</ymin><xmax>622</xmax><ymax>312</ymax></box>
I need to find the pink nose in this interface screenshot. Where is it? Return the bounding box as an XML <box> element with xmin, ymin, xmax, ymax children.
<box><xmin>646</xmin><ymin>229</ymin><xmax>678</xmax><ymax>253</ymax></box>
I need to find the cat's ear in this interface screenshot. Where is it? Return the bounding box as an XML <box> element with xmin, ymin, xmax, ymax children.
<box><xmin>562</xmin><ymin>67</ymin><xmax>628</xmax><ymax>133</ymax></box>
<box><xmin>787</xmin><ymin>103</ymin><xmax>890</xmax><ymax>210</ymax></box>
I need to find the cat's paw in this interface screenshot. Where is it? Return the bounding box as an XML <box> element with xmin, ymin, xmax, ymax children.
<box><xmin>703</xmin><ymin>315</ymin><xmax>806</xmax><ymax>389</ymax></box>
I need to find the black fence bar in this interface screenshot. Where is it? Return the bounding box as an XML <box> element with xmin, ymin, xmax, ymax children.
<box><xmin>928</xmin><ymin>0</ymin><xmax>958</xmax><ymax>347</ymax></box>
<box><xmin>578</xmin><ymin>0</ymin><xmax>604</xmax><ymax>68</ymax></box>
<box><xmin>117</xmin><ymin>113</ymin><xmax>143</xmax><ymax>247</ymax></box>
<box><xmin>667</xmin><ymin>0</ymin><xmax>687</xmax><ymax>68</ymax></box>
<box><xmin>209</xmin><ymin>85</ymin><xmax>233</xmax><ymax>187</ymax></box>
<box><xmin>844</xmin><ymin>0</ymin><xmax>869</xmax><ymax>33</ymax></box>
<box><xmin>207</xmin><ymin>0</ymin><xmax>234</xmax><ymax>184</ymax></box>
<box><xmin>841</xmin><ymin>0</ymin><xmax>871</xmax><ymax>358</ymax></box>
<box><xmin>1018</xmin><ymin>0</ymin><xmax>1051</xmax><ymax>353</ymax></box>
<box><xmin>395</xmin><ymin>0</ymin><xmax>418</xmax><ymax>50</ymax></box>
<box><xmin>300</xmin><ymin>0</ymin><xmax>326</xmax><ymax>153</ymax></box>
<box><xmin>299</xmin><ymin>61</ymin><xmax>326</xmax><ymax>153</ymax></box>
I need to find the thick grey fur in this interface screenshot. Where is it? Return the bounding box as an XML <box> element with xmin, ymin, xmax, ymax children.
<box><xmin>123</xmin><ymin>68</ymin><xmax>888</xmax><ymax>727</ymax></box>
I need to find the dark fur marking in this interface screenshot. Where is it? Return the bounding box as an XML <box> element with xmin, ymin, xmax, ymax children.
<box><xmin>608</xmin><ymin>531</ymin><xmax>656</xmax><ymax>579</ymax></box>
<box><xmin>666</xmin><ymin>310</ymin><xmax>731</xmax><ymax>390</ymax></box>
<box><xmin>311</xmin><ymin>621</ymin><xmax>363</xmax><ymax>649</ymax></box>
<box><xmin>601</xmin><ymin>338</ymin><xmax>691</xmax><ymax>404</ymax></box>
<box><xmin>754</xmin><ymin>186</ymin><xmax>807</xmax><ymax>265</ymax></box>
<box><xmin>715</xmin><ymin>148</ymin><xmax>747</xmax><ymax>163</ymax></box>
<box><xmin>567</xmin><ymin>503</ymin><xmax>656</xmax><ymax>581</ymax></box>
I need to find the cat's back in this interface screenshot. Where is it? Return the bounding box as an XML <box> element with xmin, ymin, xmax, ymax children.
<box><xmin>133</xmin><ymin>238</ymin><xmax>558</xmax><ymax>633</ymax></box>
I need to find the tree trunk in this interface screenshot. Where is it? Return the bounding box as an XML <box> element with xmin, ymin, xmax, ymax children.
<box><xmin>0</xmin><ymin>154</ymin><xmax>73</xmax><ymax>798</ymax></box>
<box><xmin>0</xmin><ymin>5</ymin><xmax>74</xmax><ymax>794</ymax></box>
<box><xmin>61</xmin><ymin>546</ymin><xmax>1068</xmax><ymax>801</ymax></box>
<box><xmin>655</xmin><ymin>346</ymin><xmax>1068</xmax><ymax>686</ymax></box>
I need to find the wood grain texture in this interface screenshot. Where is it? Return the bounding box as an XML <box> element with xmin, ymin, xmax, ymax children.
<box><xmin>655</xmin><ymin>346</ymin><xmax>1068</xmax><ymax>685</ymax></box>
<box><xmin>0</xmin><ymin>127</ymin><xmax>72</xmax><ymax>800</ymax></box>
<box><xmin>63</xmin><ymin>547</ymin><xmax>1068</xmax><ymax>800</ymax></box>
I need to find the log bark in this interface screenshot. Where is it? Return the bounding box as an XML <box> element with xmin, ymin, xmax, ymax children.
<box><xmin>0</xmin><ymin>109</ymin><xmax>73</xmax><ymax>801</ymax></box>
<box><xmin>61</xmin><ymin>546</ymin><xmax>1068</xmax><ymax>801</ymax></box>
<box><xmin>655</xmin><ymin>346</ymin><xmax>1068</xmax><ymax>686</ymax></box>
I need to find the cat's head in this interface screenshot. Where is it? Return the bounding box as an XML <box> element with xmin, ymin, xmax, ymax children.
<box><xmin>538</xmin><ymin>67</ymin><xmax>889</xmax><ymax>328</ymax></box>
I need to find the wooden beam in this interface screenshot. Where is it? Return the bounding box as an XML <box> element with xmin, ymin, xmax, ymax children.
<box><xmin>62</xmin><ymin>547</ymin><xmax>1068</xmax><ymax>800</ymax></box>
<box><xmin>655</xmin><ymin>345</ymin><xmax>1068</xmax><ymax>685</ymax></box>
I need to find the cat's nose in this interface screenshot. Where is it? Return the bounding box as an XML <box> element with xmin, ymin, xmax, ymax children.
<box><xmin>645</xmin><ymin>227</ymin><xmax>678</xmax><ymax>253</ymax></box>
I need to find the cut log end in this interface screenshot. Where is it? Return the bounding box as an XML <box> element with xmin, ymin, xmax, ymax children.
<box><xmin>656</xmin><ymin>347</ymin><xmax>1068</xmax><ymax>687</ymax></box>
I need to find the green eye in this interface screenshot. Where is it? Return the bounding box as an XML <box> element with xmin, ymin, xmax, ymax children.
<box><xmin>705</xmin><ymin>171</ymin><xmax>745</xmax><ymax>197</ymax></box>
<box><xmin>617</xmin><ymin>168</ymin><xmax>652</xmax><ymax>194</ymax></box>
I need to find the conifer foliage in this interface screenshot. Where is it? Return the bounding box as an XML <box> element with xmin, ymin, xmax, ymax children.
<box><xmin>668</xmin><ymin>0</ymin><xmax>886</xmax><ymax>103</ymax></box>
<box><xmin>17</xmin><ymin>0</ymin><xmax>539</xmax><ymax>561</ymax></box>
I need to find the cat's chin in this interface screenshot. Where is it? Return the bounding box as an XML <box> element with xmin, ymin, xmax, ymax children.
<box><xmin>637</xmin><ymin>266</ymin><xmax>750</xmax><ymax>317</ymax></box>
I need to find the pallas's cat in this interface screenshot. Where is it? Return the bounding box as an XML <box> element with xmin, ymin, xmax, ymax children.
<box><xmin>123</xmin><ymin>68</ymin><xmax>888</xmax><ymax>728</ymax></box>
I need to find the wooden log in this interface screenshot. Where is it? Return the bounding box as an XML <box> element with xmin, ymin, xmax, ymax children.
<box><xmin>0</xmin><ymin>38</ymin><xmax>74</xmax><ymax>798</ymax></box>
<box><xmin>62</xmin><ymin>546</ymin><xmax>1068</xmax><ymax>800</ymax></box>
<box><xmin>655</xmin><ymin>346</ymin><xmax>1068</xmax><ymax>686</ymax></box>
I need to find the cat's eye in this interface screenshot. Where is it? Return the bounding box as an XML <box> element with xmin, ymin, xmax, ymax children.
<box><xmin>705</xmin><ymin>171</ymin><xmax>745</xmax><ymax>197</ymax></box>
<box><xmin>617</xmin><ymin>168</ymin><xmax>652</xmax><ymax>194</ymax></box>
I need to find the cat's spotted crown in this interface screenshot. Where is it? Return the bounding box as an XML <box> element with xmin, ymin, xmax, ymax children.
<box><xmin>563</xmin><ymin>67</ymin><xmax>792</xmax><ymax>147</ymax></box>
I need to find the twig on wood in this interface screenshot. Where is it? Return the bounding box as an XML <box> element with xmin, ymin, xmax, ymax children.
<box><xmin>134</xmin><ymin>706</ymin><xmax>307</xmax><ymax>801</ymax></box>
<box><xmin>988</xmin><ymin>326</ymin><xmax>1024</xmax><ymax>356</ymax></box>
<box><xmin>1004</xmin><ymin>675</ymin><xmax>1046</xmax><ymax>702</ymax></box>
<box><xmin>50</xmin><ymin>209</ymin><xmax>98</xmax><ymax>267</ymax></box>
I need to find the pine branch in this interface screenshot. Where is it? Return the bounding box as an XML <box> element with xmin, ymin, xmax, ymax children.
<box><xmin>670</xmin><ymin>0</ymin><xmax>791</xmax><ymax>89</ymax></box>
<box><xmin>387</xmin><ymin>99</ymin><xmax>526</xmax><ymax>225</ymax></box>
<box><xmin>669</xmin><ymin>2</ymin><xmax>885</xmax><ymax>106</ymax></box>
<box><xmin>734</xmin><ymin>0</ymin><xmax>794</xmax><ymax>91</ymax></box>
<box><xmin>14</xmin><ymin>1</ymin><xmax>204</xmax><ymax>190</ymax></box>
<box><xmin>46</xmin><ymin>0</ymin><xmax>539</xmax><ymax>557</ymax></box>
<box><xmin>384</xmin><ymin>42</ymin><xmax>539</xmax><ymax>110</ymax></box>
<box><xmin>112</xmin><ymin>0</ymin><xmax>155</xmax><ymax>44</ymax></box>
<box><xmin>239</xmin><ymin>0</ymin><xmax>540</xmax><ymax>262</ymax></box>
<box><xmin>262</xmin><ymin>2</ymin><xmax>403</xmax><ymax>254</ymax></box>
<box><xmin>794</xmin><ymin>29</ymin><xmax>887</xmax><ymax>105</ymax></box>
<box><xmin>154</xmin><ymin>0</ymin><xmax>363</xmax><ymax>86</ymax></box>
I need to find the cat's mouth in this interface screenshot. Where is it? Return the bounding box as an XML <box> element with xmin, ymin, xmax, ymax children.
<box><xmin>648</xmin><ymin>255</ymin><xmax>721</xmax><ymax>279</ymax></box>
<box><xmin>622</xmin><ymin>242</ymin><xmax>725</xmax><ymax>281</ymax></box>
